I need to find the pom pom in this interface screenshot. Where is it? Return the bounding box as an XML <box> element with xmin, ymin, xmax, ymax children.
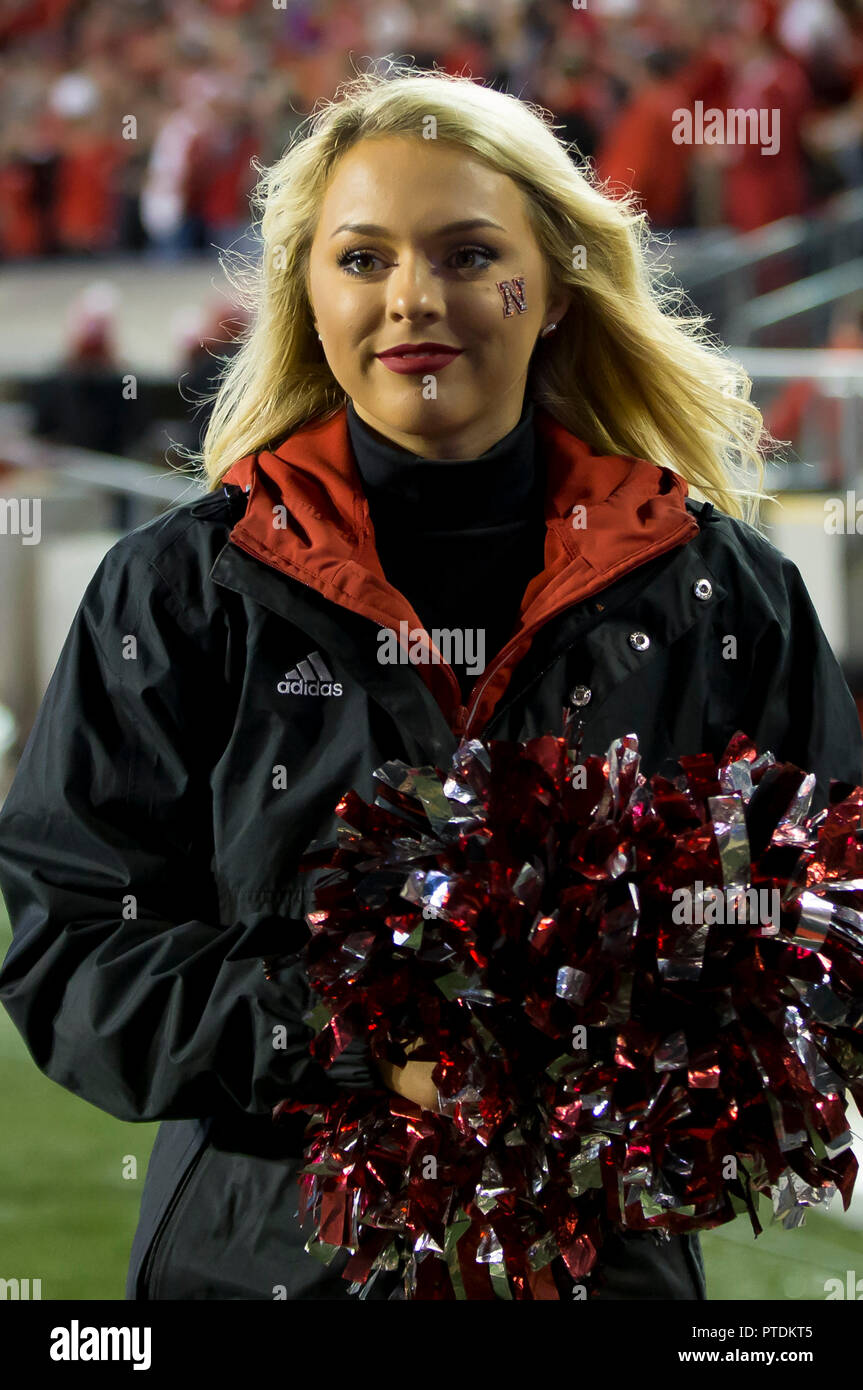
<box><xmin>272</xmin><ymin>721</ymin><xmax>863</xmax><ymax>1300</ymax></box>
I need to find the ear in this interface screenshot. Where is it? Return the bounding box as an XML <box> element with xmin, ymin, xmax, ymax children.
<box><xmin>545</xmin><ymin>289</ymin><xmax>573</xmax><ymax>329</ymax></box>
<box><xmin>304</xmin><ymin>274</ymin><xmax>317</xmax><ymax>335</ymax></box>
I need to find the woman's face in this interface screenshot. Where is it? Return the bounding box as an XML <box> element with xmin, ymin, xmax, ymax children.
<box><xmin>305</xmin><ymin>134</ymin><xmax>570</xmax><ymax>458</ymax></box>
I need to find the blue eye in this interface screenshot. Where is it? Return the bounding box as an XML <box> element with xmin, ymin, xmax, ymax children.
<box><xmin>336</xmin><ymin>244</ymin><xmax>500</xmax><ymax>276</ymax></box>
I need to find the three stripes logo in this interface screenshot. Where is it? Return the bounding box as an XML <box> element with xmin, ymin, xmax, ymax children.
<box><xmin>277</xmin><ymin>650</ymin><xmax>343</xmax><ymax>697</ymax></box>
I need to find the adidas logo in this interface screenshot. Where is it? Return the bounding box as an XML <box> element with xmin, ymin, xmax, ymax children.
<box><xmin>277</xmin><ymin>650</ymin><xmax>343</xmax><ymax>697</ymax></box>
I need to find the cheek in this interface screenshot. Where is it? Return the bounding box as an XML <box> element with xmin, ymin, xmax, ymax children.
<box><xmin>316</xmin><ymin>294</ymin><xmax>374</xmax><ymax>362</ymax></box>
<box><xmin>450</xmin><ymin>276</ymin><xmax>535</xmax><ymax>333</ymax></box>
<box><xmin>310</xmin><ymin>260</ymin><xmax>356</xmax><ymax>321</ymax></box>
<box><xmin>330</xmin><ymin>282</ymin><xmax>377</xmax><ymax>336</ymax></box>
<box><xmin>447</xmin><ymin>279</ymin><xmax>530</xmax><ymax>336</ymax></box>
<box><xmin>465</xmin><ymin>282</ymin><xmax>537</xmax><ymax>362</ymax></box>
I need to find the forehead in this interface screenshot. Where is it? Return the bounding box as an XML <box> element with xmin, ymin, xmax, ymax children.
<box><xmin>314</xmin><ymin>135</ymin><xmax>529</xmax><ymax>234</ymax></box>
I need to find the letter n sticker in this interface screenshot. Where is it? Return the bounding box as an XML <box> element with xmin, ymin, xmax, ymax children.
<box><xmin>496</xmin><ymin>277</ymin><xmax>527</xmax><ymax>316</ymax></box>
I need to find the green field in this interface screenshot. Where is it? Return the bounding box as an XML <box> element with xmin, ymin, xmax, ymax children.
<box><xmin>0</xmin><ymin>910</ymin><xmax>158</xmax><ymax>1298</ymax></box>
<box><xmin>0</xmin><ymin>910</ymin><xmax>859</xmax><ymax>1300</ymax></box>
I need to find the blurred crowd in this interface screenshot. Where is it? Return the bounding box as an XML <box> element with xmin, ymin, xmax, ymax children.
<box><xmin>3</xmin><ymin>0</ymin><xmax>863</xmax><ymax>261</ymax></box>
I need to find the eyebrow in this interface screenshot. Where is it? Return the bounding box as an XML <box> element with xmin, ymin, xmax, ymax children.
<box><xmin>329</xmin><ymin>217</ymin><xmax>507</xmax><ymax>239</ymax></box>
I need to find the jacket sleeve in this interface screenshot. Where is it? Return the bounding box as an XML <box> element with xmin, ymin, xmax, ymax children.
<box><xmin>736</xmin><ymin>539</ymin><xmax>863</xmax><ymax>812</ymax></box>
<box><xmin>0</xmin><ymin>538</ymin><xmax>379</xmax><ymax>1123</ymax></box>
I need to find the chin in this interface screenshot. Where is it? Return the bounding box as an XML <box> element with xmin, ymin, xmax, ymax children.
<box><xmin>359</xmin><ymin>393</ymin><xmax>475</xmax><ymax>439</ymax></box>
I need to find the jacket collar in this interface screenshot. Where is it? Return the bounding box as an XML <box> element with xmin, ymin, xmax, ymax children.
<box><xmin>220</xmin><ymin>402</ymin><xmax>700</xmax><ymax>733</ymax></box>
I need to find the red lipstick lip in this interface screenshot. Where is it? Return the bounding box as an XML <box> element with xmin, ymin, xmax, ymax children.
<box><xmin>376</xmin><ymin>343</ymin><xmax>463</xmax><ymax>357</ymax></box>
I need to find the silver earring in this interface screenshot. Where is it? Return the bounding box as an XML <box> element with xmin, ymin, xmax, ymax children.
<box><xmin>317</xmin><ymin>332</ymin><xmax>322</xmax><ymax>341</ymax></box>
<box><xmin>540</xmin><ymin>322</ymin><xmax>558</xmax><ymax>338</ymax></box>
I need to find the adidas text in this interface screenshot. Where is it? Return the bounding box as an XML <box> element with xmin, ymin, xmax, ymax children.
<box><xmin>277</xmin><ymin>651</ymin><xmax>342</xmax><ymax>697</ymax></box>
<box><xmin>278</xmin><ymin>677</ymin><xmax>343</xmax><ymax>696</ymax></box>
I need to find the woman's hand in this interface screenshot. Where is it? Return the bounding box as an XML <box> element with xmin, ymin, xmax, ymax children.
<box><xmin>375</xmin><ymin>1039</ymin><xmax>440</xmax><ymax>1111</ymax></box>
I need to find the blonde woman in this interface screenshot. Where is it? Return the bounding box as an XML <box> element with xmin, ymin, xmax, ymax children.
<box><xmin>0</xmin><ymin>64</ymin><xmax>860</xmax><ymax>1302</ymax></box>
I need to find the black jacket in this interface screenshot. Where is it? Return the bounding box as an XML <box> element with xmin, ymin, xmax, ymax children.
<box><xmin>0</xmin><ymin>403</ymin><xmax>859</xmax><ymax>1300</ymax></box>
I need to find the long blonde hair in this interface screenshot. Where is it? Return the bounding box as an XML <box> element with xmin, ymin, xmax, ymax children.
<box><xmin>191</xmin><ymin>61</ymin><xmax>775</xmax><ymax>525</ymax></box>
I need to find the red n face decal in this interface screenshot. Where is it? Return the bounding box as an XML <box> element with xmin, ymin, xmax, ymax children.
<box><xmin>496</xmin><ymin>277</ymin><xmax>527</xmax><ymax>316</ymax></box>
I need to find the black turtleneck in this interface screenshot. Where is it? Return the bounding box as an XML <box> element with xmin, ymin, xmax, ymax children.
<box><xmin>346</xmin><ymin>398</ymin><xmax>547</xmax><ymax>705</ymax></box>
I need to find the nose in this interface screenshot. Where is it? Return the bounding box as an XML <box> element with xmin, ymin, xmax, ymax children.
<box><xmin>385</xmin><ymin>249</ymin><xmax>445</xmax><ymax>323</ymax></box>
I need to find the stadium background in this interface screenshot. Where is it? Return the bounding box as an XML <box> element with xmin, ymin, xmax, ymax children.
<box><xmin>2</xmin><ymin>0</ymin><xmax>863</xmax><ymax>1300</ymax></box>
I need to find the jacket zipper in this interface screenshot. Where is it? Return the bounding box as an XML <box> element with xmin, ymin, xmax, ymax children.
<box><xmin>136</xmin><ymin>1137</ymin><xmax>210</xmax><ymax>1299</ymax></box>
<box><xmin>451</xmin><ymin>610</ymin><xmax>584</xmax><ymax>739</ymax></box>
